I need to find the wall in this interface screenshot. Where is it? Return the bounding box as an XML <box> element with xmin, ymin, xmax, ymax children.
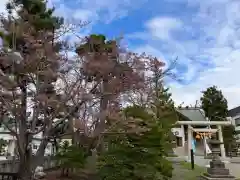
<box><xmin>0</xmin><ymin>157</ymin><xmax>57</xmax><ymax>173</ymax></box>
<box><xmin>0</xmin><ymin>128</ymin><xmax>16</xmax><ymax>140</ymax></box>
<box><xmin>31</xmin><ymin>140</ymin><xmax>53</xmax><ymax>156</ymax></box>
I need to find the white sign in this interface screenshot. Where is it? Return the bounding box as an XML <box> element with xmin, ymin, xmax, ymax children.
<box><xmin>171</xmin><ymin>128</ymin><xmax>184</xmax><ymax>137</ymax></box>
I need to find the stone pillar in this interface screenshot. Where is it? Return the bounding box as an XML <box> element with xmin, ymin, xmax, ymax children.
<box><xmin>181</xmin><ymin>125</ymin><xmax>185</xmax><ymax>147</ymax></box>
<box><xmin>217</xmin><ymin>125</ymin><xmax>226</xmax><ymax>158</ymax></box>
<box><xmin>200</xmin><ymin>137</ymin><xmax>235</xmax><ymax>180</ymax></box>
<box><xmin>187</xmin><ymin>125</ymin><xmax>192</xmax><ymax>161</ymax></box>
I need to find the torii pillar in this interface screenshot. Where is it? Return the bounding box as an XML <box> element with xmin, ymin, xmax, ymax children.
<box><xmin>217</xmin><ymin>125</ymin><xmax>226</xmax><ymax>158</ymax></box>
<box><xmin>187</xmin><ymin>125</ymin><xmax>192</xmax><ymax>161</ymax></box>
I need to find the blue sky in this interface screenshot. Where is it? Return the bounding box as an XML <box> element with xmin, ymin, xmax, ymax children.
<box><xmin>1</xmin><ymin>0</ymin><xmax>240</xmax><ymax>108</ymax></box>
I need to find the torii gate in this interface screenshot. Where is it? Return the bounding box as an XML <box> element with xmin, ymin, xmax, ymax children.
<box><xmin>176</xmin><ymin>120</ymin><xmax>232</xmax><ymax>160</ymax></box>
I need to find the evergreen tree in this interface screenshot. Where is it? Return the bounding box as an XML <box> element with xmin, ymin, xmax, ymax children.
<box><xmin>55</xmin><ymin>141</ymin><xmax>88</xmax><ymax>176</ymax></box>
<box><xmin>98</xmin><ymin>105</ymin><xmax>174</xmax><ymax>180</ymax></box>
<box><xmin>200</xmin><ymin>86</ymin><xmax>228</xmax><ymax>121</ymax></box>
<box><xmin>75</xmin><ymin>34</ymin><xmax>144</xmax><ymax>149</ymax></box>
<box><xmin>3</xmin><ymin>0</ymin><xmax>63</xmax><ymax>49</ymax></box>
<box><xmin>200</xmin><ymin>86</ymin><xmax>236</xmax><ymax>155</ymax></box>
<box><xmin>151</xmin><ymin>87</ymin><xmax>177</xmax><ymax>152</ymax></box>
<box><xmin>149</xmin><ymin>58</ymin><xmax>177</xmax><ymax>152</ymax></box>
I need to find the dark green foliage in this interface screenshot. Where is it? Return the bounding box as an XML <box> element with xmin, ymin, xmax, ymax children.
<box><xmin>151</xmin><ymin>87</ymin><xmax>177</xmax><ymax>150</ymax></box>
<box><xmin>200</xmin><ymin>86</ymin><xmax>236</xmax><ymax>154</ymax></box>
<box><xmin>7</xmin><ymin>0</ymin><xmax>63</xmax><ymax>30</ymax></box>
<box><xmin>75</xmin><ymin>34</ymin><xmax>138</xmax><ymax>93</ymax></box>
<box><xmin>75</xmin><ymin>34</ymin><xmax>119</xmax><ymax>83</ymax></box>
<box><xmin>2</xmin><ymin>0</ymin><xmax>63</xmax><ymax>50</ymax></box>
<box><xmin>124</xmin><ymin>105</ymin><xmax>152</xmax><ymax>120</ymax></box>
<box><xmin>200</xmin><ymin>86</ymin><xmax>228</xmax><ymax>121</ymax></box>
<box><xmin>75</xmin><ymin>34</ymin><xmax>110</xmax><ymax>55</ymax></box>
<box><xmin>97</xmin><ymin>105</ymin><xmax>174</xmax><ymax>180</ymax></box>
<box><xmin>55</xmin><ymin>141</ymin><xmax>88</xmax><ymax>169</ymax></box>
<box><xmin>156</xmin><ymin>87</ymin><xmax>174</xmax><ymax>106</ymax></box>
<box><xmin>222</xmin><ymin>125</ymin><xmax>237</xmax><ymax>154</ymax></box>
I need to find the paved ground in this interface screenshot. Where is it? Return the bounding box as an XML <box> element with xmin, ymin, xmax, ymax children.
<box><xmin>171</xmin><ymin>155</ymin><xmax>240</xmax><ymax>178</ymax></box>
<box><xmin>174</xmin><ymin>147</ymin><xmax>240</xmax><ymax>178</ymax></box>
<box><xmin>194</xmin><ymin>156</ymin><xmax>240</xmax><ymax>178</ymax></box>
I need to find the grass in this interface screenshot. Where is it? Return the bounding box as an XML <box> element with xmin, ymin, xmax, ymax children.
<box><xmin>179</xmin><ymin>161</ymin><xmax>205</xmax><ymax>172</ymax></box>
<box><xmin>172</xmin><ymin>161</ymin><xmax>205</xmax><ymax>180</ymax></box>
<box><xmin>180</xmin><ymin>161</ymin><xmax>205</xmax><ymax>179</ymax></box>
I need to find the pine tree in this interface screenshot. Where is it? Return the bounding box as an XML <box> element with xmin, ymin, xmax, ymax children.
<box><xmin>75</xmin><ymin>34</ymin><xmax>144</xmax><ymax>148</ymax></box>
<box><xmin>55</xmin><ymin>141</ymin><xmax>88</xmax><ymax>176</ymax></box>
<box><xmin>149</xmin><ymin>58</ymin><xmax>177</xmax><ymax>153</ymax></box>
<box><xmin>200</xmin><ymin>86</ymin><xmax>236</xmax><ymax>155</ymax></box>
<box><xmin>151</xmin><ymin>87</ymin><xmax>177</xmax><ymax>153</ymax></box>
<box><xmin>0</xmin><ymin>0</ymin><xmax>64</xmax><ymax>178</ymax></box>
<box><xmin>200</xmin><ymin>86</ymin><xmax>228</xmax><ymax>121</ymax></box>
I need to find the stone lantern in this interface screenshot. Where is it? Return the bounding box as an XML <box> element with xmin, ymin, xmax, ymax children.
<box><xmin>200</xmin><ymin>137</ymin><xmax>235</xmax><ymax>180</ymax></box>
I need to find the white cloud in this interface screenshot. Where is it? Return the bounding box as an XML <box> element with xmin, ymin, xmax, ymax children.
<box><xmin>73</xmin><ymin>9</ymin><xmax>96</xmax><ymax>22</ymax></box>
<box><xmin>52</xmin><ymin>3</ymin><xmax>97</xmax><ymax>23</ymax></box>
<box><xmin>47</xmin><ymin>0</ymin><xmax>147</xmax><ymax>25</ymax></box>
<box><xmin>168</xmin><ymin>0</ymin><xmax>240</xmax><ymax>109</ymax></box>
<box><xmin>170</xmin><ymin>50</ymin><xmax>240</xmax><ymax>109</ymax></box>
<box><xmin>129</xmin><ymin>0</ymin><xmax>240</xmax><ymax>109</ymax></box>
<box><xmin>145</xmin><ymin>17</ymin><xmax>182</xmax><ymax>40</ymax></box>
<box><xmin>78</xmin><ymin>0</ymin><xmax>147</xmax><ymax>24</ymax></box>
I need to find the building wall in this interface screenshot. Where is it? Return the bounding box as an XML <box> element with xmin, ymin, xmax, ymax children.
<box><xmin>230</xmin><ymin>114</ymin><xmax>240</xmax><ymax>139</ymax></box>
<box><xmin>0</xmin><ymin>127</ymin><xmax>54</xmax><ymax>158</ymax></box>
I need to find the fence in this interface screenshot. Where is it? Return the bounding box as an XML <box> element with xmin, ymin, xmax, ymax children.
<box><xmin>0</xmin><ymin>157</ymin><xmax>57</xmax><ymax>173</ymax></box>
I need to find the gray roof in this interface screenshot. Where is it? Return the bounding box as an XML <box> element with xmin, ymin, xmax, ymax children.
<box><xmin>177</xmin><ymin>108</ymin><xmax>207</xmax><ymax>121</ymax></box>
<box><xmin>228</xmin><ymin>106</ymin><xmax>240</xmax><ymax>117</ymax></box>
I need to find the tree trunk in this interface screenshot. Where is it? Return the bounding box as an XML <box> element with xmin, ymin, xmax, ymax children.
<box><xmin>94</xmin><ymin>80</ymin><xmax>109</xmax><ymax>152</ymax></box>
<box><xmin>68</xmin><ymin>117</ymin><xmax>75</xmax><ymax>145</ymax></box>
<box><xmin>18</xmin><ymin>153</ymin><xmax>33</xmax><ymax>180</ymax></box>
<box><xmin>17</xmin><ymin>80</ymin><xmax>33</xmax><ymax>179</ymax></box>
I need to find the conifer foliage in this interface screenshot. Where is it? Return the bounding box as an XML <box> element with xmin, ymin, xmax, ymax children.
<box><xmin>97</xmin><ymin>105</ymin><xmax>174</xmax><ymax>180</ymax></box>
